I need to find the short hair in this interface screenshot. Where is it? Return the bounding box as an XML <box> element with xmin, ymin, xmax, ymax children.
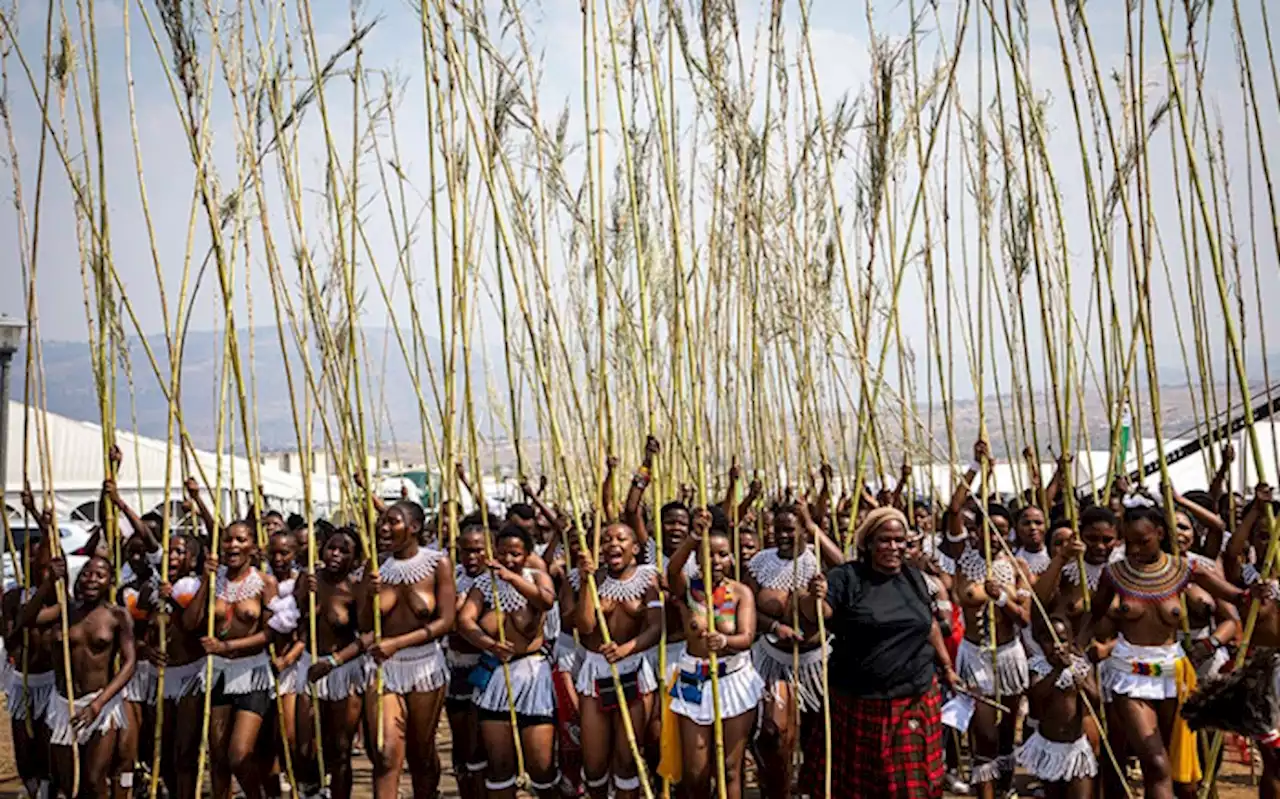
<box><xmin>987</xmin><ymin>503</ymin><xmax>1012</xmax><ymax>524</ymax></box>
<box><xmin>391</xmin><ymin>501</ymin><xmax>426</xmax><ymax>529</ymax></box>
<box><xmin>660</xmin><ymin>501</ymin><xmax>689</xmax><ymax>518</ymax></box>
<box><xmin>706</xmin><ymin>505</ymin><xmax>730</xmax><ymax>534</ymax></box>
<box><xmin>264</xmin><ymin>510</ymin><xmax>284</xmax><ymax>521</ymax></box>
<box><xmin>507</xmin><ymin>503</ymin><xmax>536</xmax><ymax>522</ymax></box>
<box><xmin>496</xmin><ymin>523</ymin><xmax>534</xmax><ymax>553</ymax></box>
<box><xmin>1080</xmin><ymin>506</ymin><xmax>1117</xmax><ymax>530</ymax></box>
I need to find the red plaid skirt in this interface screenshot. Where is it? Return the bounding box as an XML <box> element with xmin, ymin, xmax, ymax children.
<box><xmin>799</xmin><ymin>681</ymin><xmax>944</xmax><ymax>798</ymax></box>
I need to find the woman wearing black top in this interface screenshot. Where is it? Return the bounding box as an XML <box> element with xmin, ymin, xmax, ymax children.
<box><xmin>799</xmin><ymin>507</ymin><xmax>959</xmax><ymax>799</ymax></box>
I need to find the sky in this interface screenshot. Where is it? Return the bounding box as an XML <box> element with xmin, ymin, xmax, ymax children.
<box><xmin>1</xmin><ymin>0</ymin><xmax>1278</xmax><ymax>409</ymax></box>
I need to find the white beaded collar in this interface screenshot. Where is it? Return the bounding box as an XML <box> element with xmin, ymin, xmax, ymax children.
<box><xmin>597</xmin><ymin>564</ymin><xmax>656</xmax><ymax>602</ymax></box>
<box><xmin>1015</xmin><ymin>547</ymin><xmax>1052</xmax><ymax>576</ymax></box>
<box><xmin>935</xmin><ymin>549</ymin><xmax>957</xmax><ymax>575</ymax></box>
<box><xmin>379</xmin><ymin>547</ymin><xmax>444</xmax><ymax>586</ymax></box>
<box><xmin>747</xmin><ymin>547</ymin><xmax>818</xmax><ymax>593</ymax></box>
<box><xmin>473</xmin><ymin>569</ymin><xmax>533</xmax><ymax>613</ymax></box>
<box><xmin>1062</xmin><ymin>560</ymin><xmax>1104</xmax><ymax>592</ymax></box>
<box><xmin>957</xmin><ymin>547</ymin><xmax>1016</xmax><ymax>587</ymax></box>
<box><xmin>216</xmin><ymin>567</ymin><xmax>265</xmax><ymax>603</ymax></box>
<box><xmin>455</xmin><ymin>565</ymin><xmax>480</xmax><ymax>597</ymax></box>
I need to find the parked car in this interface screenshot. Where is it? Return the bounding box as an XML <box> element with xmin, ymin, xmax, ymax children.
<box><xmin>1</xmin><ymin>519</ymin><xmax>94</xmax><ymax>592</ymax></box>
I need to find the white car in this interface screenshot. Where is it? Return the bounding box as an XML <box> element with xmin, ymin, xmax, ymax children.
<box><xmin>1</xmin><ymin>520</ymin><xmax>93</xmax><ymax>592</ymax></box>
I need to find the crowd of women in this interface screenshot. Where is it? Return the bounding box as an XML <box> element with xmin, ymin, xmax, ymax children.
<box><xmin>5</xmin><ymin>436</ymin><xmax>1280</xmax><ymax>799</ymax></box>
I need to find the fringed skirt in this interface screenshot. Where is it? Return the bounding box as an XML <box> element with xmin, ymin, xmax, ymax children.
<box><xmin>211</xmin><ymin>652</ymin><xmax>276</xmax><ymax>696</ymax></box>
<box><xmin>7</xmin><ymin>669</ymin><xmax>55</xmax><ymax>721</ymax></box>
<box><xmin>47</xmin><ymin>688</ymin><xmax>128</xmax><ymax>746</ymax></box>
<box><xmin>298</xmin><ymin>652</ymin><xmax>368</xmax><ymax>701</ymax></box>
<box><xmin>554</xmin><ymin>632</ymin><xmax>584</xmax><ymax>678</ymax></box>
<box><xmin>574</xmin><ymin>649</ymin><xmax>658</xmax><ymax>698</ymax></box>
<box><xmin>1016</xmin><ymin>732</ymin><xmax>1097</xmax><ymax>783</ymax></box>
<box><xmin>956</xmin><ymin>638</ymin><xmax>1030</xmax><ymax>698</ymax></box>
<box><xmin>369</xmin><ymin>641</ymin><xmax>447</xmax><ymax>695</ymax></box>
<box><xmin>752</xmin><ymin>637</ymin><xmax>829</xmax><ymax>713</ymax></box>
<box><xmin>159</xmin><ymin>659</ymin><xmax>207</xmax><ymax>700</ymax></box>
<box><xmin>275</xmin><ymin>659</ymin><xmax>303</xmax><ymax>696</ymax></box>
<box><xmin>668</xmin><ymin>651</ymin><xmax>763</xmax><ymax>725</ymax></box>
<box><xmin>124</xmin><ymin>661</ymin><xmax>158</xmax><ymax>704</ymax></box>
<box><xmin>799</xmin><ymin>683</ymin><xmax>944</xmax><ymax>799</ymax></box>
<box><xmin>1101</xmin><ymin>636</ymin><xmax>1182</xmax><ymax>702</ymax></box>
<box><xmin>474</xmin><ymin>652</ymin><xmax>557</xmax><ymax>720</ymax></box>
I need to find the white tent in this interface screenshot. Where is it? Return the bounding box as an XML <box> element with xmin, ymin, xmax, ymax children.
<box><xmin>3</xmin><ymin>401</ymin><xmax>342</xmax><ymax>523</ymax></box>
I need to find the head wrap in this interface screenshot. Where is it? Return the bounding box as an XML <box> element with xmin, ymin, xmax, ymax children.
<box><xmin>855</xmin><ymin>507</ymin><xmax>909</xmax><ymax>551</ymax></box>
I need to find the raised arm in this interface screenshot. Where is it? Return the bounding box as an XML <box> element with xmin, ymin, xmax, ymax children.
<box><xmin>1224</xmin><ymin>484</ymin><xmax>1269</xmax><ymax>583</ymax></box>
<box><xmin>19</xmin><ymin>557</ymin><xmax>66</xmax><ymax>629</ymax></box>
<box><xmin>888</xmin><ymin>462</ymin><xmax>911</xmax><ymax>512</ymax></box>
<box><xmin>720</xmin><ymin>459</ymin><xmax>742</xmax><ymax>519</ymax></box>
<box><xmin>1170</xmin><ymin>484</ymin><xmax>1227</xmax><ymax>557</ymax></box>
<box><xmin>949</xmin><ymin>440</ymin><xmax>987</xmax><ymax>515</ymax></box>
<box><xmin>796</xmin><ymin>494</ymin><xmax>846</xmax><ymax>568</ymax></box>
<box><xmin>184</xmin><ymin>477</ymin><xmax>217</xmax><ymax>541</ymax></box>
<box><xmin>1210</xmin><ymin>443</ymin><xmax>1235</xmax><ymax>504</ymax></box>
<box><xmin>602</xmin><ymin>455</ymin><xmax>619</xmax><ymax>520</ymax></box>
<box><xmin>737</xmin><ymin>475</ymin><xmax>763</xmax><ymax>522</ymax></box>
<box><xmin>352</xmin><ymin>470</ymin><xmax>388</xmax><ymax>516</ymax></box>
<box><xmin>104</xmin><ymin>450</ymin><xmax>158</xmax><ymax>553</ymax></box>
<box><xmin>1022</xmin><ymin>446</ymin><xmax>1043</xmax><ymax>507</ymax></box>
<box><xmin>1044</xmin><ymin>452</ymin><xmax>1071</xmax><ymax>509</ymax></box>
<box><xmin>623</xmin><ymin>437</ymin><xmax>660</xmax><ymax>538</ymax></box>
<box><xmin>19</xmin><ymin>482</ymin><xmax>52</xmax><ymax>540</ymax></box>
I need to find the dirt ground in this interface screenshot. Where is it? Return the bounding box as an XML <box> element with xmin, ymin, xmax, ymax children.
<box><xmin>0</xmin><ymin>709</ymin><xmax>1265</xmax><ymax>797</ymax></box>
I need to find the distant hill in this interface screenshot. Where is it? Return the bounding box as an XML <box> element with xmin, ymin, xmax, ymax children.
<box><xmin>9</xmin><ymin>330</ymin><xmax>1279</xmax><ymax>465</ymax></box>
<box><xmin>7</xmin><ymin>327</ymin><xmax>503</xmax><ymax>453</ymax></box>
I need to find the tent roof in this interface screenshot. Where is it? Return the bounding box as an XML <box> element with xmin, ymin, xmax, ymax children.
<box><xmin>4</xmin><ymin>401</ymin><xmax>340</xmax><ymax>505</ymax></box>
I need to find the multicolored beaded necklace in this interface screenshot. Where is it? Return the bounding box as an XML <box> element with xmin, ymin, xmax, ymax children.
<box><xmin>688</xmin><ymin>578</ymin><xmax>737</xmax><ymax>627</ymax></box>
<box><xmin>1106</xmin><ymin>552</ymin><xmax>1192</xmax><ymax>602</ymax></box>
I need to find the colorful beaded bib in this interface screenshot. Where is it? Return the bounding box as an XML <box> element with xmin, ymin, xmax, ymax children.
<box><xmin>1106</xmin><ymin>553</ymin><xmax>1192</xmax><ymax>603</ymax></box>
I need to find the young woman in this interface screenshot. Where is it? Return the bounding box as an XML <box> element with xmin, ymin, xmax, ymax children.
<box><xmin>953</xmin><ymin>504</ymin><xmax>1032</xmax><ymax>798</ymax></box>
<box><xmin>1013</xmin><ymin>505</ymin><xmax>1052</xmax><ymax>578</ymax></box>
<box><xmin>445</xmin><ymin>523</ymin><xmax>489</xmax><ymax>799</ymax></box>
<box><xmin>745</xmin><ymin>498</ymin><xmax>827</xmax><ymax>798</ymax></box>
<box><xmin>118</xmin><ymin>527</ymin><xmax>163</xmax><ymax>796</ymax></box>
<box><xmin>295</xmin><ymin>525</ymin><xmax>367</xmax><ymax>799</ymax></box>
<box><xmin>4</xmin><ymin>495</ymin><xmax>57</xmax><ymax>799</ymax></box>
<box><xmin>1080</xmin><ymin>505</ymin><xmax>1251</xmax><ymax>799</ymax></box>
<box><xmin>265</xmin><ymin>529</ymin><xmax>306</xmax><ymax>793</ymax></box>
<box><xmin>183</xmin><ymin>521</ymin><xmax>279</xmax><ymax>799</ymax></box>
<box><xmin>459</xmin><ymin>524</ymin><xmax>559</xmax><ymax>798</ymax></box>
<box><xmin>29</xmin><ymin>555</ymin><xmax>136</xmax><ymax>799</ymax></box>
<box><xmin>571</xmin><ymin>521</ymin><xmax>662</xmax><ymax>799</ymax></box>
<box><xmin>1019</xmin><ymin>617</ymin><xmax>1099</xmax><ymax>799</ymax></box>
<box><xmin>665</xmin><ymin>508</ymin><xmax>762</xmax><ymax>799</ymax></box>
<box><xmin>361</xmin><ymin>500</ymin><xmax>455</xmax><ymax>799</ymax></box>
<box><xmin>154</xmin><ymin>533</ymin><xmax>208</xmax><ymax>799</ymax></box>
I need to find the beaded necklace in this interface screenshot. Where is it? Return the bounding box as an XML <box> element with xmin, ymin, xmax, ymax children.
<box><xmin>455</xmin><ymin>565</ymin><xmax>479</xmax><ymax>598</ymax></box>
<box><xmin>379</xmin><ymin>547</ymin><xmax>444</xmax><ymax>585</ymax></box>
<box><xmin>747</xmin><ymin>547</ymin><xmax>818</xmax><ymax>593</ymax></box>
<box><xmin>1062</xmin><ymin>560</ymin><xmax>1104</xmax><ymax>592</ymax></box>
<box><xmin>688</xmin><ymin>578</ymin><xmax>737</xmax><ymax>627</ymax></box>
<box><xmin>1015</xmin><ymin>547</ymin><xmax>1052</xmax><ymax>576</ymax></box>
<box><xmin>473</xmin><ymin>570</ymin><xmax>532</xmax><ymax>613</ymax></box>
<box><xmin>597</xmin><ymin>564</ymin><xmax>656</xmax><ymax>602</ymax></box>
<box><xmin>1106</xmin><ymin>553</ymin><xmax>1192</xmax><ymax>603</ymax></box>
